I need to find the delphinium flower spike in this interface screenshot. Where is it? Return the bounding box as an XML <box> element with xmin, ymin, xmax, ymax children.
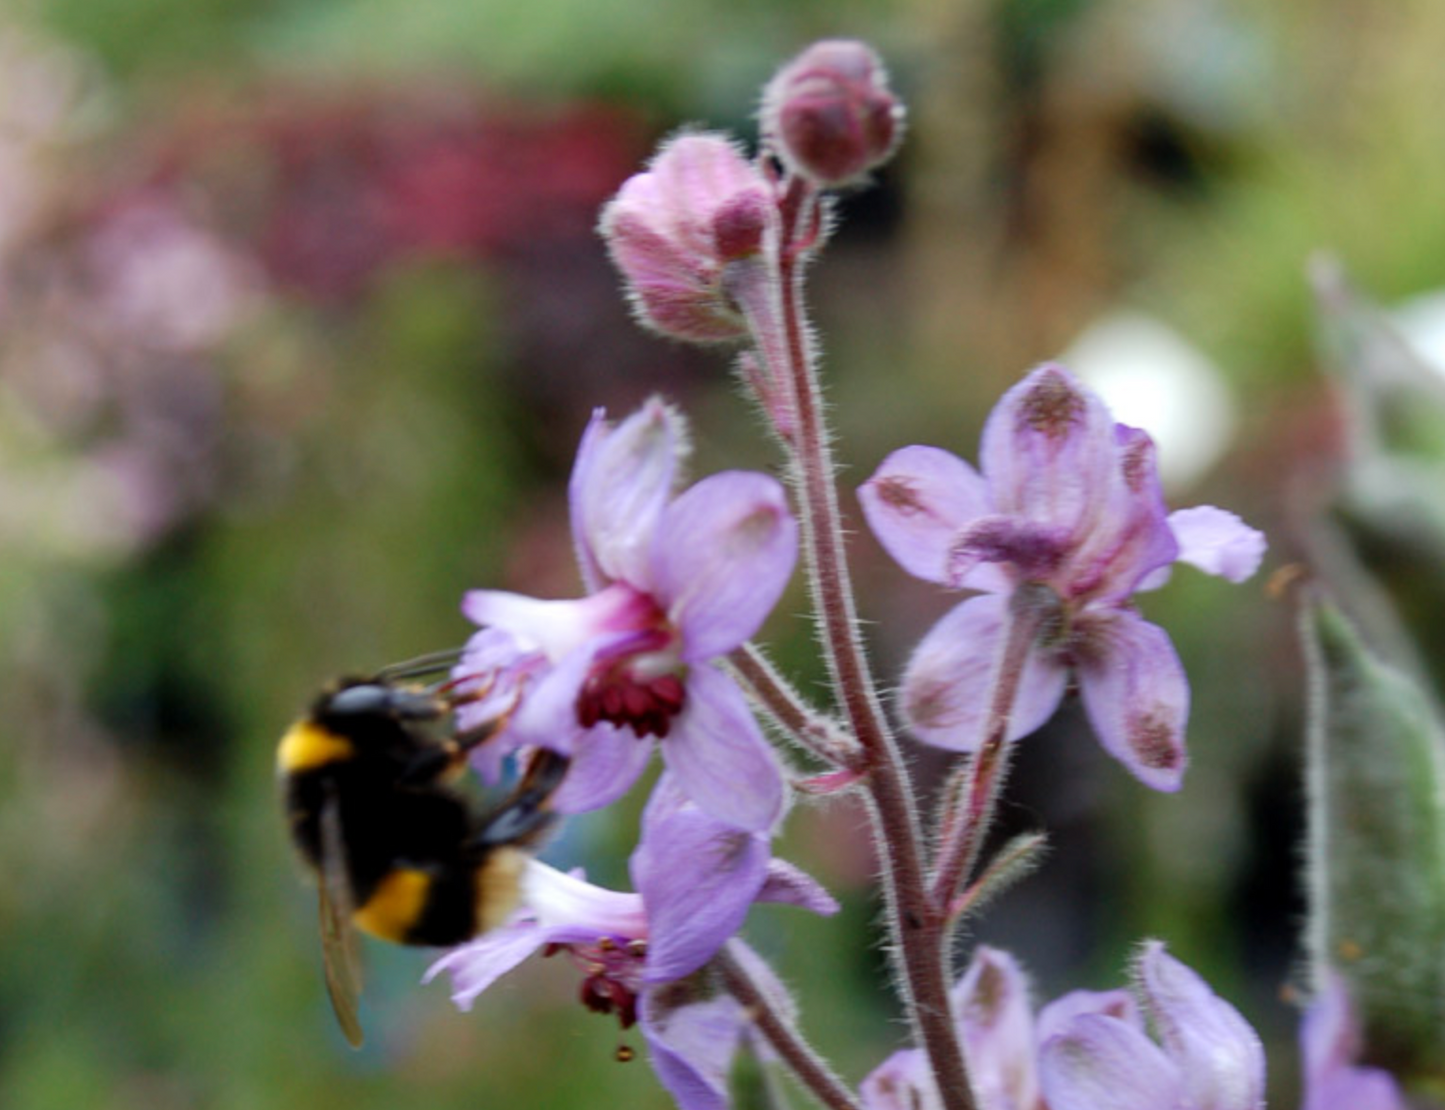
<box><xmin>600</xmin><ymin>40</ymin><xmax>980</xmax><ymax>1110</ymax></box>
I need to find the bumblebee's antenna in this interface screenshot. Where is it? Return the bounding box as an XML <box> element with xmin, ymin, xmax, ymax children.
<box><xmin>375</xmin><ymin>647</ymin><xmax>466</xmax><ymax>683</ymax></box>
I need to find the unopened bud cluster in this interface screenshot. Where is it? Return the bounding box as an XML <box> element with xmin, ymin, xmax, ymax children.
<box><xmin>598</xmin><ymin>39</ymin><xmax>904</xmax><ymax>346</ymax></box>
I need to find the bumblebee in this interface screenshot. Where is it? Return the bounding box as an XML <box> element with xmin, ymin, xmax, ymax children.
<box><xmin>277</xmin><ymin>672</ymin><xmax>568</xmax><ymax>1046</ymax></box>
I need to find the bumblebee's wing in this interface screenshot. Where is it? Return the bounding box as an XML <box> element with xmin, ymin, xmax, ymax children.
<box><xmin>318</xmin><ymin>787</ymin><xmax>365</xmax><ymax>1048</ymax></box>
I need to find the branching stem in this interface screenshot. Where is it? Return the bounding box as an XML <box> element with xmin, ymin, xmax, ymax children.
<box><xmin>730</xmin><ymin>642</ymin><xmax>862</xmax><ymax>769</ymax></box>
<box><xmin>741</xmin><ymin>174</ymin><xmax>977</xmax><ymax>1110</ymax></box>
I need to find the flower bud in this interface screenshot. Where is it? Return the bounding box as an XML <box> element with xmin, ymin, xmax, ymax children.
<box><xmin>599</xmin><ymin>133</ymin><xmax>774</xmax><ymax>343</ymax></box>
<box><xmin>761</xmin><ymin>39</ymin><xmax>903</xmax><ymax>186</ymax></box>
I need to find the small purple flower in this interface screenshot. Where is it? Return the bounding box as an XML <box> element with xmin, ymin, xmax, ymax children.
<box><xmin>1300</xmin><ymin>973</ymin><xmax>1407</xmax><ymax>1110</ymax></box>
<box><xmin>599</xmin><ymin>133</ymin><xmax>775</xmax><ymax>343</ymax></box>
<box><xmin>859</xmin><ymin>363</ymin><xmax>1265</xmax><ymax>791</ymax></box>
<box><xmin>427</xmin><ymin>778</ymin><xmax>836</xmax><ymax>1110</ymax></box>
<box><xmin>456</xmin><ymin>398</ymin><xmax>797</xmax><ymax>830</ymax></box>
<box><xmin>861</xmin><ymin>942</ymin><xmax>1264</xmax><ymax>1110</ymax></box>
<box><xmin>1039</xmin><ymin>942</ymin><xmax>1265</xmax><ymax>1110</ymax></box>
<box><xmin>861</xmin><ymin>945</ymin><xmax>1041</xmax><ymax>1110</ymax></box>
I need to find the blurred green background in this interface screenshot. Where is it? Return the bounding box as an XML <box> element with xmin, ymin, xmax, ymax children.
<box><xmin>3</xmin><ymin>0</ymin><xmax>1444</xmax><ymax>1106</ymax></box>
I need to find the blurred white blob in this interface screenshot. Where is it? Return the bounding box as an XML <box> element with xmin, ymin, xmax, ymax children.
<box><xmin>1062</xmin><ymin>312</ymin><xmax>1237</xmax><ymax>490</ymax></box>
<box><xmin>1392</xmin><ymin>289</ymin><xmax>1445</xmax><ymax>379</ymax></box>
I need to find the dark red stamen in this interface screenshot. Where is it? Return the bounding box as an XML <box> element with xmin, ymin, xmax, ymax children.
<box><xmin>577</xmin><ymin>668</ymin><xmax>688</xmax><ymax>740</ymax></box>
<box><xmin>579</xmin><ymin>973</ymin><xmax>639</xmax><ymax>1030</ymax></box>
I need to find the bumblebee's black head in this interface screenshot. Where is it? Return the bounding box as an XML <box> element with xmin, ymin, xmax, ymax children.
<box><xmin>279</xmin><ymin>678</ymin><xmax>446</xmax><ymax>781</ymax></box>
<box><xmin>313</xmin><ymin>678</ymin><xmax>445</xmax><ymax>726</ymax></box>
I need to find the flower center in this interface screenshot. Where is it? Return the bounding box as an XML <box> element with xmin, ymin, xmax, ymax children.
<box><xmin>578</xmin><ymin>665</ymin><xmax>686</xmax><ymax>738</ymax></box>
<box><xmin>550</xmin><ymin>937</ymin><xmax>648</xmax><ymax>1030</ymax></box>
<box><xmin>575</xmin><ymin>617</ymin><xmax>687</xmax><ymax>739</ymax></box>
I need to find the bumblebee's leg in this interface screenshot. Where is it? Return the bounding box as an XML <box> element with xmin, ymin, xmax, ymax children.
<box><xmin>396</xmin><ymin>739</ymin><xmax>469</xmax><ymax>787</ymax></box>
<box><xmin>473</xmin><ymin>750</ymin><xmax>571</xmax><ymax>848</ymax></box>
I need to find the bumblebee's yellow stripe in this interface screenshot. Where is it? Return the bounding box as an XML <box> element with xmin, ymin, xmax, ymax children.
<box><xmin>276</xmin><ymin>721</ymin><xmax>355</xmax><ymax>773</ymax></box>
<box><xmin>353</xmin><ymin>868</ymin><xmax>432</xmax><ymax>942</ymax></box>
<box><xmin>476</xmin><ymin>847</ymin><xmax>526</xmax><ymax>933</ymax></box>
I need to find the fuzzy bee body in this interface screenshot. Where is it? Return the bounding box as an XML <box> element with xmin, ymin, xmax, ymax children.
<box><xmin>278</xmin><ymin>677</ymin><xmax>566</xmax><ymax>1044</ymax></box>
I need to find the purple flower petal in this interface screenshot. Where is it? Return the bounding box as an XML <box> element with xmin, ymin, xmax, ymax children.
<box><xmin>1306</xmin><ymin>1068</ymin><xmax>1408</xmax><ymax>1110</ymax></box>
<box><xmin>1064</xmin><ymin>424</ymin><xmax>1178</xmax><ymax>603</ymax></box>
<box><xmin>546</xmin><ymin>722</ymin><xmax>653</xmax><ymax>814</ymax></box>
<box><xmin>631</xmin><ymin>776</ymin><xmax>770</xmax><ymax>982</ymax></box>
<box><xmin>1038</xmin><ymin>1012</ymin><xmax>1183</xmax><ymax>1110</ymax></box>
<box><xmin>900</xmin><ymin>593</ymin><xmax>1068</xmax><ymax>752</ymax></box>
<box><xmin>1075</xmin><ymin>612</ymin><xmax>1190</xmax><ymax>791</ymax></box>
<box><xmin>462</xmin><ymin>584</ymin><xmax>644</xmax><ymax>662</ymax></box>
<box><xmin>1167</xmin><ymin>505</ymin><xmax>1267</xmax><ymax>583</ymax></box>
<box><xmin>859</xmin><ymin>1047</ymin><xmax>940</xmax><ymax>1110</ymax></box>
<box><xmin>641</xmin><ymin>989</ymin><xmax>746</xmax><ymax>1110</ymax></box>
<box><xmin>756</xmin><ymin>858</ymin><xmax>839</xmax><ymax>916</ymax></box>
<box><xmin>946</xmin><ymin>514</ymin><xmax>1070</xmax><ymax>586</ymax></box>
<box><xmin>858</xmin><ymin>445</ymin><xmax>1005</xmax><ymax>590</ymax></box>
<box><xmin>570</xmin><ymin>398</ymin><xmax>683</xmax><ymax>590</ymax></box>
<box><xmin>1301</xmin><ymin>971</ymin><xmax>1359</xmax><ymax>1081</ymax></box>
<box><xmin>661</xmin><ymin>664</ymin><xmax>785</xmax><ymax>831</ymax></box>
<box><xmin>1137</xmin><ymin>941</ymin><xmax>1266</xmax><ymax>1110</ymax></box>
<box><xmin>981</xmin><ymin>364</ymin><xmax>1119</xmax><ymax>537</ymax></box>
<box><xmin>501</xmin><ymin>630</ymin><xmax>610</xmax><ymax>750</ymax></box>
<box><xmin>1036</xmin><ymin>988</ymin><xmax>1140</xmax><ymax>1045</ymax></box>
<box><xmin>522</xmin><ymin>860</ymin><xmax>648</xmax><ymax>937</ymax></box>
<box><xmin>650</xmin><ymin>470</ymin><xmax>798</xmax><ymax>662</ymax></box>
<box><xmin>1299</xmin><ymin>974</ymin><xmax>1408</xmax><ymax>1110</ymax></box>
<box><xmin>423</xmin><ymin>923</ymin><xmax>552</xmax><ymax>1010</ymax></box>
<box><xmin>567</xmin><ymin>409</ymin><xmax>610</xmax><ymax>592</ymax></box>
<box><xmin>951</xmin><ymin>946</ymin><xmax>1040</xmax><ymax>1110</ymax></box>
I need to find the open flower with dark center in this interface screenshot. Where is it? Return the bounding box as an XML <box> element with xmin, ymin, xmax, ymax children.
<box><xmin>859</xmin><ymin>363</ymin><xmax>1265</xmax><ymax>791</ymax></box>
<box><xmin>427</xmin><ymin>776</ymin><xmax>837</xmax><ymax>1110</ymax></box>
<box><xmin>455</xmin><ymin>398</ymin><xmax>797</xmax><ymax>830</ymax></box>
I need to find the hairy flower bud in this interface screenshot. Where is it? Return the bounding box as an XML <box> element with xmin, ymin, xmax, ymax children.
<box><xmin>761</xmin><ymin>39</ymin><xmax>903</xmax><ymax>186</ymax></box>
<box><xmin>599</xmin><ymin>133</ymin><xmax>774</xmax><ymax>343</ymax></box>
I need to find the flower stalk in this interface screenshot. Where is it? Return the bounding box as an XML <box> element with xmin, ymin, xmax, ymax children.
<box><xmin>729</xmin><ymin>642</ymin><xmax>862</xmax><ymax>770</ymax></box>
<box><xmin>717</xmin><ymin>941</ymin><xmax>863</xmax><ymax>1110</ymax></box>
<box><xmin>743</xmin><ymin>172</ymin><xmax>977</xmax><ymax>1110</ymax></box>
<box><xmin>929</xmin><ymin>585</ymin><xmax>1052</xmax><ymax>909</ymax></box>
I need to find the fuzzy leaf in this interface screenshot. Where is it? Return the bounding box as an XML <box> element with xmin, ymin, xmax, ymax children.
<box><xmin>1301</xmin><ymin>596</ymin><xmax>1445</xmax><ymax>1082</ymax></box>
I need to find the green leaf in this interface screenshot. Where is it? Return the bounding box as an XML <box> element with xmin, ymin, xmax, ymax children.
<box><xmin>1301</xmin><ymin>595</ymin><xmax>1445</xmax><ymax>1081</ymax></box>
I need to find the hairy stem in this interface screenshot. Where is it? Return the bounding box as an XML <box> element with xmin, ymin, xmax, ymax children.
<box><xmin>730</xmin><ymin>642</ymin><xmax>861</xmax><ymax>768</ymax></box>
<box><xmin>929</xmin><ymin>589</ymin><xmax>1049</xmax><ymax>909</ymax></box>
<box><xmin>947</xmin><ymin>830</ymin><xmax>1048</xmax><ymax>923</ymax></box>
<box><xmin>743</xmin><ymin>175</ymin><xmax>976</xmax><ymax>1110</ymax></box>
<box><xmin>718</xmin><ymin>941</ymin><xmax>864</xmax><ymax>1110</ymax></box>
